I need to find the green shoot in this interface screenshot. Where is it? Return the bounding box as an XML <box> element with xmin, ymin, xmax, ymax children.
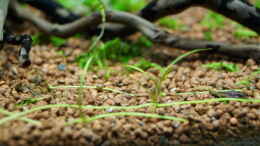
<box><xmin>157</xmin><ymin>98</ymin><xmax>260</xmax><ymax>108</ymax></box>
<box><xmin>125</xmin><ymin>49</ymin><xmax>211</xmax><ymax>107</ymax></box>
<box><xmin>125</xmin><ymin>49</ymin><xmax>210</xmax><ymax>107</ymax></box>
<box><xmin>151</xmin><ymin>48</ymin><xmax>211</xmax><ymax>106</ymax></box>
<box><xmin>203</xmin><ymin>62</ymin><xmax>239</xmax><ymax>72</ymax></box>
<box><xmin>0</xmin><ymin>108</ymin><xmax>41</xmax><ymax>125</ymax></box>
<box><xmin>74</xmin><ymin>0</ymin><xmax>106</xmax><ymax>121</ymax></box>
<box><xmin>83</xmin><ymin>0</ymin><xmax>105</xmax><ymax>12</ymax></box>
<box><xmin>1</xmin><ymin>98</ymin><xmax>259</xmax><ymax>125</ymax></box>
<box><xmin>67</xmin><ymin>112</ymin><xmax>188</xmax><ymax>125</ymax></box>
<box><xmin>16</xmin><ymin>97</ymin><xmax>46</xmax><ymax>106</ymax></box>
<box><xmin>49</xmin><ymin>85</ymin><xmax>135</xmax><ymax>96</ymax></box>
<box><xmin>161</xmin><ymin>49</ymin><xmax>211</xmax><ymax>81</ymax></box>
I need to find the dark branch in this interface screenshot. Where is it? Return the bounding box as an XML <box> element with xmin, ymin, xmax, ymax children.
<box><xmin>92</xmin><ymin>0</ymin><xmax>260</xmax><ymax>37</ymax></box>
<box><xmin>0</xmin><ymin>0</ymin><xmax>10</xmax><ymax>41</ymax></box>
<box><xmin>18</xmin><ymin>0</ymin><xmax>80</xmax><ymax>24</ymax></box>
<box><xmin>10</xmin><ymin>0</ymin><xmax>260</xmax><ymax>60</ymax></box>
<box><xmin>17</xmin><ymin>0</ymin><xmax>260</xmax><ymax>37</ymax></box>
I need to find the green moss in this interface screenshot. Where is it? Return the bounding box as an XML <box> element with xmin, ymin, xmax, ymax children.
<box><xmin>76</xmin><ymin>36</ymin><xmax>152</xmax><ymax>69</ymax></box>
<box><xmin>32</xmin><ymin>33</ymin><xmax>66</xmax><ymax>47</ymax></box>
<box><xmin>201</xmin><ymin>11</ymin><xmax>224</xmax><ymax>30</ymax></box>
<box><xmin>236</xmin><ymin>68</ymin><xmax>260</xmax><ymax>87</ymax></box>
<box><xmin>203</xmin><ymin>62</ymin><xmax>240</xmax><ymax>72</ymax></box>
<box><xmin>233</xmin><ymin>25</ymin><xmax>257</xmax><ymax>39</ymax></box>
<box><xmin>109</xmin><ymin>0</ymin><xmax>147</xmax><ymax>12</ymax></box>
<box><xmin>255</xmin><ymin>0</ymin><xmax>260</xmax><ymax>8</ymax></box>
<box><xmin>50</xmin><ymin>36</ymin><xmax>67</xmax><ymax>47</ymax></box>
<box><xmin>159</xmin><ymin>17</ymin><xmax>184</xmax><ymax>30</ymax></box>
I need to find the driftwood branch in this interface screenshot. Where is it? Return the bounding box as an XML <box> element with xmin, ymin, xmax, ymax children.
<box><xmin>140</xmin><ymin>0</ymin><xmax>260</xmax><ymax>33</ymax></box>
<box><xmin>88</xmin><ymin>0</ymin><xmax>260</xmax><ymax>38</ymax></box>
<box><xmin>17</xmin><ymin>0</ymin><xmax>260</xmax><ymax>37</ymax></box>
<box><xmin>18</xmin><ymin>0</ymin><xmax>79</xmax><ymax>24</ymax></box>
<box><xmin>10</xmin><ymin>0</ymin><xmax>260</xmax><ymax>60</ymax></box>
<box><xmin>78</xmin><ymin>0</ymin><xmax>260</xmax><ymax>38</ymax></box>
<box><xmin>0</xmin><ymin>0</ymin><xmax>10</xmax><ymax>41</ymax></box>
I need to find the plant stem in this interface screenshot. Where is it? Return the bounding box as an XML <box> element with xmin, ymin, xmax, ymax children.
<box><xmin>0</xmin><ymin>98</ymin><xmax>259</xmax><ymax>125</ymax></box>
<box><xmin>67</xmin><ymin>112</ymin><xmax>188</xmax><ymax>124</ymax></box>
<box><xmin>0</xmin><ymin>108</ymin><xmax>41</xmax><ymax>125</ymax></box>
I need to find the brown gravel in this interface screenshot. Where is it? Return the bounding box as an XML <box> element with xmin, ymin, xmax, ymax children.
<box><xmin>0</xmin><ymin>8</ymin><xmax>260</xmax><ymax>146</ymax></box>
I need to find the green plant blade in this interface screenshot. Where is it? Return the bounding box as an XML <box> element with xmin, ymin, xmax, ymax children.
<box><xmin>67</xmin><ymin>112</ymin><xmax>188</xmax><ymax>124</ymax></box>
<box><xmin>0</xmin><ymin>98</ymin><xmax>259</xmax><ymax>125</ymax></box>
<box><xmin>0</xmin><ymin>108</ymin><xmax>41</xmax><ymax>125</ymax></box>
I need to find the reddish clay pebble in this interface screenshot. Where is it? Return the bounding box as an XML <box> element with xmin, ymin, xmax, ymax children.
<box><xmin>230</xmin><ymin>117</ymin><xmax>238</xmax><ymax>125</ymax></box>
<box><xmin>1</xmin><ymin>8</ymin><xmax>260</xmax><ymax>146</ymax></box>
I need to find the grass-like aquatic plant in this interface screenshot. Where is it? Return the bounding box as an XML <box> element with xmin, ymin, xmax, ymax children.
<box><xmin>67</xmin><ymin>112</ymin><xmax>188</xmax><ymax>125</ymax></box>
<box><xmin>151</xmin><ymin>48</ymin><xmax>211</xmax><ymax>106</ymax></box>
<box><xmin>76</xmin><ymin>36</ymin><xmax>152</xmax><ymax>69</ymax></box>
<box><xmin>1</xmin><ymin>97</ymin><xmax>259</xmax><ymax>126</ymax></box>
<box><xmin>127</xmin><ymin>48</ymin><xmax>211</xmax><ymax>107</ymax></box>
<box><xmin>0</xmin><ymin>108</ymin><xmax>41</xmax><ymax>126</ymax></box>
<box><xmin>49</xmin><ymin>85</ymin><xmax>135</xmax><ymax>96</ymax></box>
<box><xmin>236</xmin><ymin>68</ymin><xmax>260</xmax><ymax>87</ymax></box>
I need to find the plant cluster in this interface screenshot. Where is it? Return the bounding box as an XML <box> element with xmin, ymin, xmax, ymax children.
<box><xmin>75</xmin><ymin>36</ymin><xmax>152</xmax><ymax>69</ymax></box>
<box><xmin>1</xmin><ymin>0</ymin><xmax>260</xmax><ymax>127</ymax></box>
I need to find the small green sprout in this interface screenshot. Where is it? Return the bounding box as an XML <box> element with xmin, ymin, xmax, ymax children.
<box><xmin>125</xmin><ymin>49</ymin><xmax>211</xmax><ymax>107</ymax></box>
<box><xmin>203</xmin><ymin>62</ymin><xmax>239</xmax><ymax>72</ymax></box>
<box><xmin>16</xmin><ymin>97</ymin><xmax>45</xmax><ymax>106</ymax></box>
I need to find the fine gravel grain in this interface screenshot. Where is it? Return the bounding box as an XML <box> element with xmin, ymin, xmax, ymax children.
<box><xmin>0</xmin><ymin>8</ymin><xmax>260</xmax><ymax>146</ymax></box>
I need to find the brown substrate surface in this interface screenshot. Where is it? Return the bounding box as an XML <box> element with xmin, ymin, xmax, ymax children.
<box><xmin>0</xmin><ymin>8</ymin><xmax>260</xmax><ymax>146</ymax></box>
